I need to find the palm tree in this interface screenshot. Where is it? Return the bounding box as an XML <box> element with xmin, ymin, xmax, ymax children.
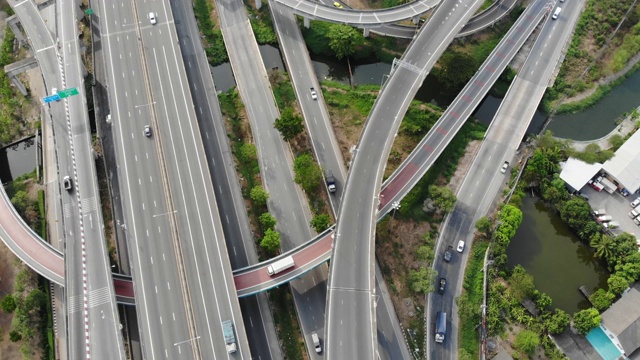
<box><xmin>593</xmin><ymin>234</ymin><xmax>615</xmax><ymax>261</ymax></box>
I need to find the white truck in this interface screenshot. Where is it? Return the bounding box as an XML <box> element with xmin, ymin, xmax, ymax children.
<box><xmin>222</xmin><ymin>320</ymin><xmax>237</xmax><ymax>353</ymax></box>
<box><xmin>267</xmin><ymin>255</ymin><xmax>295</xmax><ymax>276</ymax></box>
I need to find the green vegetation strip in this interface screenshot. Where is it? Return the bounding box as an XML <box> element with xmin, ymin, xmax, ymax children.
<box><xmin>457</xmin><ymin>241</ymin><xmax>488</xmax><ymax>359</ymax></box>
<box><xmin>193</xmin><ymin>0</ymin><xmax>228</xmax><ymax>66</ymax></box>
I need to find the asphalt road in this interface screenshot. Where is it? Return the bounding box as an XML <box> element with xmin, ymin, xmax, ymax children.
<box><xmin>55</xmin><ymin>0</ymin><xmax>127</xmax><ymax>357</ymax></box>
<box><xmin>426</xmin><ymin>1</ymin><xmax>585</xmax><ymax>359</ymax></box>
<box><xmin>100</xmin><ymin>0</ymin><xmax>248</xmax><ymax>357</ymax></box>
<box><xmin>168</xmin><ymin>0</ymin><xmax>281</xmax><ymax>357</ymax></box>
<box><xmin>214</xmin><ymin>0</ymin><xmax>338</xmax><ymax>357</ymax></box>
<box><xmin>326</xmin><ymin>0</ymin><xmax>485</xmax><ymax>358</ymax></box>
<box><xmin>268</xmin><ymin>1</ymin><xmax>411</xmax><ymax>358</ymax></box>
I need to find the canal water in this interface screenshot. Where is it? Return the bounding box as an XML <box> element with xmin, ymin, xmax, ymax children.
<box><xmin>506</xmin><ymin>195</ymin><xmax>610</xmax><ymax>314</ymax></box>
<box><xmin>546</xmin><ymin>69</ymin><xmax>640</xmax><ymax>141</ymax></box>
<box><xmin>0</xmin><ymin>136</ymin><xmax>37</xmax><ymax>184</ymax></box>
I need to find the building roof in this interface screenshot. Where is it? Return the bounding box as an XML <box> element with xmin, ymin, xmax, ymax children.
<box><xmin>601</xmin><ymin>283</ymin><xmax>640</xmax><ymax>355</ymax></box>
<box><xmin>559</xmin><ymin>158</ymin><xmax>602</xmax><ymax>191</ymax></box>
<box><xmin>603</xmin><ymin>130</ymin><xmax>640</xmax><ymax>193</ymax></box>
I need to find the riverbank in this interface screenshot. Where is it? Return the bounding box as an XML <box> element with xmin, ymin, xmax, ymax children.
<box><xmin>557</xmin><ymin>106</ymin><xmax>640</xmax><ymax>151</ymax></box>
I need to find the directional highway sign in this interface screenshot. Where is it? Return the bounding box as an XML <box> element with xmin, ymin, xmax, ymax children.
<box><xmin>58</xmin><ymin>87</ymin><xmax>79</xmax><ymax>99</ymax></box>
<box><xmin>43</xmin><ymin>94</ymin><xmax>60</xmax><ymax>103</ymax></box>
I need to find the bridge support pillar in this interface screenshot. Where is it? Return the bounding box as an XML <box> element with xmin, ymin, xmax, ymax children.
<box><xmin>363</xmin><ymin>28</ymin><xmax>370</xmax><ymax>38</ymax></box>
<box><xmin>7</xmin><ymin>15</ymin><xmax>28</xmax><ymax>49</ymax></box>
<box><xmin>255</xmin><ymin>0</ymin><xmax>262</xmax><ymax>10</ymax></box>
<box><xmin>412</xmin><ymin>15</ymin><xmax>420</xmax><ymax>25</ymax></box>
<box><xmin>304</xmin><ymin>17</ymin><xmax>310</xmax><ymax>29</ymax></box>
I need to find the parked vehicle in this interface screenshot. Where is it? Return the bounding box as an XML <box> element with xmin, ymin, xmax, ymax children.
<box><xmin>435</xmin><ymin>312</ymin><xmax>446</xmax><ymax>343</ymax></box>
<box><xmin>326</xmin><ymin>171</ymin><xmax>336</xmax><ymax>193</ymax></box>
<box><xmin>629</xmin><ymin>209</ymin><xmax>640</xmax><ymax>219</ymax></box>
<box><xmin>597</xmin><ymin>215</ymin><xmax>612</xmax><ymax>223</ymax></box>
<box><xmin>604</xmin><ymin>221</ymin><xmax>620</xmax><ymax>229</ymax></box>
<box><xmin>593</xmin><ymin>209</ymin><xmax>606</xmax><ymax>216</ymax></box>
<box><xmin>634</xmin><ymin>218</ymin><xmax>640</xmax><ymax>226</ymax></box>
<box><xmin>222</xmin><ymin>320</ymin><xmax>237</xmax><ymax>353</ymax></box>
<box><xmin>631</xmin><ymin>197</ymin><xmax>640</xmax><ymax>208</ymax></box>
<box><xmin>267</xmin><ymin>255</ymin><xmax>295</xmax><ymax>276</ymax></box>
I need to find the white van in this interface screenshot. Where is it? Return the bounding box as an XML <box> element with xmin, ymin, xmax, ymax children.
<box><xmin>311</xmin><ymin>332</ymin><xmax>321</xmax><ymax>353</ymax></box>
<box><xmin>552</xmin><ymin>7</ymin><xmax>562</xmax><ymax>20</ymax></box>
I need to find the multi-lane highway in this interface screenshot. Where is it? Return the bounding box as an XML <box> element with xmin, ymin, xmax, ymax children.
<box><xmin>168</xmin><ymin>0</ymin><xmax>281</xmax><ymax>356</ymax></box>
<box><xmin>100</xmin><ymin>0</ymin><xmax>248</xmax><ymax>357</ymax></box>
<box><xmin>326</xmin><ymin>0</ymin><xmax>484</xmax><ymax>358</ymax></box>
<box><xmin>428</xmin><ymin>1</ymin><xmax>585</xmax><ymax>358</ymax></box>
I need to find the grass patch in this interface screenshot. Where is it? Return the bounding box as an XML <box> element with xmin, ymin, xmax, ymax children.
<box><xmin>457</xmin><ymin>241</ymin><xmax>488</xmax><ymax>358</ymax></box>
<box><xmin>269</xmin><ymin>286</ymin><xmax>305</xmax><ymax>358</ymax></box>
<box><xmin>193</xmin><ymin>0</ymin><xmax>228</xmax><ymax>66</ymax></box>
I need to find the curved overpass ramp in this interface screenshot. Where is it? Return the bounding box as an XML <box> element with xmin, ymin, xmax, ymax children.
<box><xmin>274</xmin><ymin>0</ymin><xmax>440</xmax><ymax>26</ymax></box>
<box><xmin>0</xmin><ymin>185</ymin><xmax>64</xmax><ymax>285</ymax></box>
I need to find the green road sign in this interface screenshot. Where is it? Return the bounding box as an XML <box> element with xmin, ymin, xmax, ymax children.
<box><xmin>58</xmin><ymin>87</ymin><xmax>79</xmax><ymax>99</ymax></box>
<box><xmin>85</xmin><ymin>9</ymin><xmax>94</xmax><ymax>15</ymax></box>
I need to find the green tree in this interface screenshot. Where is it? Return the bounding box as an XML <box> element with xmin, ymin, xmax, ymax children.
<box><xmin>294</xmin><ymin>154</ymin><xmax>323</xmax><ymax>193</ymax></box>
<box><xmin>24</xmin><ymin>289</ymin><xmax>46</xmax><ymax>312</ymax></box>
<box><xmin>239</xmin><ymin>143</ymin><xmax>257</xmax><ymax>164</ymax></box>
<box><xmin>428</xmin><ymin>185</ymin><xmax>457</xmax><ymax>213</ymax></box>
<box><xmin>310</xmin><ymin>214</ymin><xmax>331</xmax><ymax>233</ymax></box>
<box><xmin>258</xmin><ymin>212</ymin><xmax>277</xmax><ymax>231</ymax></box>
<box><xmin>250</xmin><ymin>186</ymin><xmax>269</xmax><ymax>206</ymax></box>
<box><xmin>545</xmin><ymin>309</ymin><xmax>570</xmax><ymax>335</ymax></box>
<box><xmin>326</xmin><ymin>24</ymin><xmax>364</xmax><ymax>60</ymax></box>
<box><xmin>11</xmin><ymin>190</ymin><xmax>29</xmax><ymax>213</ymax></box>
<box><xmin>614</xmin><ymin>252</ymin><xmax>640</xmax><ymax>282</ymax></box>
<box><xmin>509</xmin><ymin>265</ymin><xmax>535</xmax><ymax>301</ymax></box>
<box><xmin>573</xmin><ymin>308</ymin><xmax>601</xmax><ymax>335</ymax></box>
<box><xmin>591</xmin><ymin>234</ymin><xmax>615</xmax><ymax>262</ymax></box>
<box><xmin>260</xmin><ymin>228</ymin><xmax>281</xmax><ymax>253</ymax></box>
<box><xmin>436</xmin><ymin>51</ymin><xmax>477</xmax><ymax>89</ymax></box>
<box><xmin>416</xmin><ymin>245</ymin><xmax>434</xmax><ymax>263</ymax></box>
<box><xmin>607</xmin><ymin>273</ymin><xmax>629</xmax><ymax>295</ymax></box>
<box><xmin>274</xmin><ymin>108</ymin><xmax>304</xmax><ymax>141</ymax></box>
<box><xmin>560</xmin><ymin>198</ymin><xmax>593</xmax><ymax>232</ymax></box>
<box><xmin>407</xmin><ymin>267</ymin><xmax>437</xmax><ymax>294</ymax></box>
<box><xmin>9</xmin><ymin>330</ymin><xmax>21</xmax><ymax>342</ymax></box>
<box><xmin>475</xmin><ymin>216</ymin><xmax>491</xmax><ymax>236</ymax></box>
<box><xmin>589</xmin><ymin>289</ymin><xmax>615</xmax><ymax>311</ymax></box>
<box><xmin>514</xmin><ymin>330</ymin><xmax>539</xmax><ymax>354</ymax></box>
<box><xmin>0</xmin><ymin>294</ymin><xmax>16</xmax><ymax>313</ymax></box>
<box><xmin>608</xmin><ymin>134</ymin><xmax>624</xmax><ymax>150</ymax></box>
<box><xmin>535</xmin><ymin>292</ymin><xmax>552</xmax><ymax>309</ymax></box>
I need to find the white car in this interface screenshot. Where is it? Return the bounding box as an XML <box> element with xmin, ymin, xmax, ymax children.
<box><xmin>456</xmin><ymin>240</ymin><xmax>465</xmax><ymax>253</ymax></box>
<box><xmin>144</xmin><ymin>125</ymin><xmax>152</xmax><ymax>137</ymax></box>
<box><xmin>149</xmin><ymin>12</ymin><xmax>157</xmax><ymax>25</ymax></box>
<box><xmin>310</xmin><ymin>87</ymin><xmax>318</xmax><ymax>100</ymax></box>
<box><xmin>500</xmin><ymin>161</ymin><xmax>509</xmax><ymax>174</ymax></box>
<box><xmin>631</xmin><ymin>197</ymin><xmax>640</xmax><ymax>208</ymax></box>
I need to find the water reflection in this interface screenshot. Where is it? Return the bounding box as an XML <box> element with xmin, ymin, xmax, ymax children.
<box><xmin>506</xmin><ymin>195</ymin><xmax>609</xmax><ymax>314</ymax></box>
<box><xmin>0</xmin><ymin>136</ymin><xmax>37</xmax><ymax>184</ymax></box>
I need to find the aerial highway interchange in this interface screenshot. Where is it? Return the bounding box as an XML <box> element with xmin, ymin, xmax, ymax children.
<box><xmin>0</xmin><ymin>0</ymin><xmax>585</xmax><ymax>358</ymax></box>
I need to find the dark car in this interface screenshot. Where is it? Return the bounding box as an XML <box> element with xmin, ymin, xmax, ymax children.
<box><xmin>443</xmin><ymin>246</ymin><xmax>452</xmax><ymax>262</ymax></box>
<box><xmin>438</xmin><ymin>278</ymin><xmax>447</xmax><ymax>294</ymax></box>
<box><xmin>63</xmin><ymin>176</ymin><xmax>72</xmax><ymax>191</ymax></box>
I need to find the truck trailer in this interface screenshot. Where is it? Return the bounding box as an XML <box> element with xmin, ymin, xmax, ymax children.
<box><xmin>267</xmin><ymin>255</ymin><xmax>295</xmax><ymax>276</ymax></box>
<box><xmin>222</xmin><ymin>320</ymin><xmax>237</xmax><ymax>353</ymax></box>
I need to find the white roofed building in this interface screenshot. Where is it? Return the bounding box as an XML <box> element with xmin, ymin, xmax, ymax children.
<box><xmin>602</xmin><ymin>130</ymin><xmax>640</xmax><ymax>194</ymax></box>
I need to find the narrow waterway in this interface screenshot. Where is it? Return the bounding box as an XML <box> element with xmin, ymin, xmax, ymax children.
<box><xmin>546</xmin><ymin>69</ymin><xmax>640</xmax><ymax>140</ymax></box>
<box><xmin>0</xmin><ymin>136</ymin><xmax>37</xmax><ymax>184</ymax></box>
<box><xmin>506</xmin><ymin>195</ymin><xmax>610</xmax><ymax>314</ymax></box>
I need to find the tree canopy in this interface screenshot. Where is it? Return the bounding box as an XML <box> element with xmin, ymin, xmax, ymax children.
<box><xmin>428</xmin><ymin>185</ymin><xmax>457</xmax><ymax>213</ymax></box>
<box><xmin>260</xmin><ymin>228</ymin><xmax>281</xmax><ymax>254</ymax></box>
<box><xmin>573</xmin><ymin>308</ymin><xmax>601</xmax><ymax>335</ymax></box>
<box><xmin>326</xmin><ymin>24</ymin><xmax>364</xmax><ymax>60</ymax></box>
<box><xmin>274</xmin><ymin>108</ymin><xmax>304</xmax><ymax>141</ymax></box>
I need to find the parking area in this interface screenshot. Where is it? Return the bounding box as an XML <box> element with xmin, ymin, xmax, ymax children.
<box><xmin>580</xmin><ymin>185</ymin><xmax>640</xmax><ymax>239</ymax></box>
